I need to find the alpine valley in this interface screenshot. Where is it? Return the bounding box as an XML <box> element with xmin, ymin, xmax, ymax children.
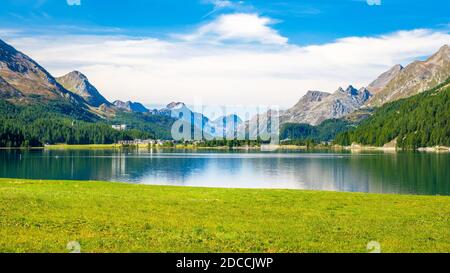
<box><xmin>0</xmin><ymin>38</ymin><xmax>449</xmax><ymax>149</ymax></box>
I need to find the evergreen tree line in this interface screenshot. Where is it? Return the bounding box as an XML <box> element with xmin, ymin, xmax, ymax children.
<box><xmin>334</xmin><ymin>78</ymin><xmax>450</xmax><ymax>149</ymax></box>
<box><xmin>280</xmin><ymin>119</ymin><xmax>355</xmax><ymax>144</ymax></box>
<box><xmin>0</xmin><ymin>100</ymin><xmax>154</xmax><ymax>147</ymax></box>
<box><xmin>111</xmin><ymin>111</ymin><xmax>174</xmax><ymax>140</ymax></box>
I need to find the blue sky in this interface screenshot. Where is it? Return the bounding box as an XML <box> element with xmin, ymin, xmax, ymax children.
<box><xmin>1</xmin><ymin>0</ymin><xmax>449</xmax><ymax>44</ymax></box>
<box><xmin>0</xmin><ymin>1</ymin><xmax>449</xmax><ymax>107</ymax></box>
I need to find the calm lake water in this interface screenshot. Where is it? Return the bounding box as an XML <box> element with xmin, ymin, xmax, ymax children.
<box><xmin>0</xmin><ymin>149</ymin><xmax>449</xmax><ymax>196</ymax></box>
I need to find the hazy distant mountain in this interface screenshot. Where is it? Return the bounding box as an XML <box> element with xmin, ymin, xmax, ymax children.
<box><xmin>281</xmin><ymin>86</ymin><xmax>372</xmax><ymax>126</ymax></box>
<box><xmin>56</xmin><ymin>71</ymin><xmax>111</xmax><ymax>107</ymax></box>
<box><xmin>0</xmin><ymin>39</ymin><xmax>83</xmax><ymax>105</ymax></box>
<box><xmin>367</xmin><ymin>45</ymin><xmax>450</xmax><ymax>106</ymax></box>
<box><xmin>113</xmin><ymin>100</ymin><xmax>149</xmax><ymax>113</ymax></box>
<box><xmin>159</xmin><ymin>102</ymin><xmax>209</xmax><ymax>126</ymax></box>
<box><xmin>212</xmin><ymin>114</ymin><xmax>243</xmax><ymax>126</ymax></box>
<box><xmin>157</xmin><ymin>103</ymin><xmax>246</xmax><ymax>139</ymax></box>
<box><xmin>241</xmin><ymin>109</ymin><xmax>281</xmax><ymax>139</ymax></box>
<box><xmin>211</xmin><ymin>114</ymin><xmax>243</xmax><ymax>138</ymax></box>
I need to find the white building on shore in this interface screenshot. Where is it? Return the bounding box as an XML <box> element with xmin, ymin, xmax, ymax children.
<box><xmin>112</xmin><ymin>124</ymin><xmax>127</xmax><ymax>131</ymax></box>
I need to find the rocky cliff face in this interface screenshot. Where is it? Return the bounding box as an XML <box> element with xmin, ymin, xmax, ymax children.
<box><xmin>113</xmin><ymin>100</ymin><xmax>149</xmax><ymax>113</ymax></box>
<box><xmin>281</xmin><ymin>91</ymin><xmax>330</xmax><ymax>125</ymax></box>
<box><xmin>367</xmin><ymin>64</ymin><xmax>404</xmax><ymax>94</ymax></box>
<box><xmin>0</xmin><ymin>39</ymin><xmax>82</xmax><ymax>104</ymax></box>
<box><xmin>367</xmin><ymin>45</ymin><xmax>450</xmax><ymax>106</ymax></box>
<box><xmin>56</xmin><ymin>71</ymin><xmax>111</xmax><ymax>107</ymax></box>
<box><xmin>0</xmin><ymin>75</ymin><xmax>22</xmax><ymax>99</ymax></box>
<box><xmin>280</xmin><ymin>86</ymin><xmax>372</xmax><ymax>126</ymax></box>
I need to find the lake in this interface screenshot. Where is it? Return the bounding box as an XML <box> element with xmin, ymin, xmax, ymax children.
<box><xmin>0</xmin><ymin>149</ymin><xmax>449</xmax><ymax>196</ymax></box>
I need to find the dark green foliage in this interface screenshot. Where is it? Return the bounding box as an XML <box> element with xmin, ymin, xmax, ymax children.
<box><xmin>334</xmin><ymin>78</ymin><xmax>450</xmax><ymax>149</ymax></box>
<box><xmin>280</xmin><ymin>119</ymin><xmax>354</xmax><ymax>144</ymax></box>
<box><xmin>0</xmin><ymin>100</ymin><xmax>163</xmax><ymax>147</ymax></box>
<box><xmin>110</xmin><ymin>111</ymin><xmax>175</xmax><ymax>140</ymax></box>
<box><xmin>281</xmin><ymin>123</ymin><xmax>317</xmax><ymax>140</ymax></box>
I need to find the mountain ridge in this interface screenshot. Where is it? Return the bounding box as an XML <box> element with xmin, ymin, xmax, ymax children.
<box><xmin>367</xmin><ymin>44</ymin><xmax>450</xmax><ymax>106</ymax></box>
<box><xmin>113</xmin><ymin>100</ymin><xmax>149</xmax><ymax>113</ymax></box>
<box><xmin>280</xmin><ymin>85</ymin><xmax>372</xmax><ymax>126</ymax></box>
<box><xmin>0</xmin><ymin>39</ymin><xmax>84</xmax><ymax>105</ymax></box>
<box><xmin>56</xmin><ymin>71</ymin><xmax>111</xmax><ymax>107</ymax></box>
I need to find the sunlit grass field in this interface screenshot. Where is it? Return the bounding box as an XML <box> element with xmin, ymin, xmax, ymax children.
<box><xmin>0</xmin><ymin>178</ymin><xmax>449</xmax><ymax>253</ymax></box>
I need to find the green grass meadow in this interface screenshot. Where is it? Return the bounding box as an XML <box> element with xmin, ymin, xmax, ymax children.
<box><xmin>0</xmin><ymin>179</ymin><xmax>449</xmax><ymax>253</ymax></box>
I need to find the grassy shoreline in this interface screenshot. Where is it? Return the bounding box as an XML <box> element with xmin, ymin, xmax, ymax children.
<box><xmin>0</xmin><ymin>178</ymin><xmax>449</xmax><ymax>253</ymax></box>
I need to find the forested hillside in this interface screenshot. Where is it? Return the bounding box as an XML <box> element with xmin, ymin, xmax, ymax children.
<box><xmin>0</xmin><ymin>100</ymin><xmax>172</xmax><ymax>147</ymax></box>
<box><xmin>334</xmin><ymin>78</ymin><xmax>450</xmax><ymax>149</ymax></box>
<box><xmin>280</xmin><ymin>119</ymin><xmax>355</xmax><ymax>144</ymax></box>
<box><xmin>111</xmin><ymin>111</ymin><xmax>174</xmax><ymax>140</ymax></box>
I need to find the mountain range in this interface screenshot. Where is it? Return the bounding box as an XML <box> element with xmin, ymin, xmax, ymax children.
<box><xmin>335</xmin><ymin>78</ymin><xmax>450</xmax><ymax>148</ymax></box>
<box><xmin>56</xmin><ymin>71</ymin><xmax>111</xmax><ymax>108</ymax></box>
<box><xmin>113</xmin><ymin>100</ymin><xmax>149</xmax><ymax>113</ymax></box>
<box><xmin>0</xmin><ymin>37</ymin><xmax>449</xmax><ymax>145</ymax></box>
<box><xmin>280</xmin><ymin>86</ymin><xmax>372</xmax><ymax>126</ymax></box>
<box><xmin>0</xmin><ymin>39</ymin><xmax>84</xmax><ymax>106</ymax></box>
<box><xmin>367</xmin><ymin>45</ymin><xmax>450</xmax><ymax>106</ymax></box>
<box><xmin>254</xmin><ymin>44</ymin><xmax>449</xmax><ymax>130</ymax></box>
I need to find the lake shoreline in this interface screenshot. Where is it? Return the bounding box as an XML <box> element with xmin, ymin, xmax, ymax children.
<box><xmin>0</xmin><ymin>143</ymin><xmax>448</xmax><ymax>152</ymax></box>
<box><xmin>1</xmin><ymin>178</ymin><xmax>449</xmax><ymax>253</ymax></box>
<box><xmin>38</xmin><ymin>143</ymin><xmax>450</xmax><ymax>153</ymax></box>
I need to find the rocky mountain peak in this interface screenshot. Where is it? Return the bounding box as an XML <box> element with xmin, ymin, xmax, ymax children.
<box><xmin>303</xmin><ymin>90</ymin><xmax>330</xmax><ymax>102</ymax></box>
<box><xmin>367</xmin><ymin>44</ymin><xmax>450</xmax><ymax>106</ymax></box>
<box><xmin>428</xmin><ymin>44</ymin><xmax>449</xmax><ymax>64</ymax></box>
<box><xmin>67</xmin><ymin>70</ymin><xmax>87</xmax><ymax>80</ymax></box>
<box><xmin>0</xmin><ymin>38</ymin><xmax>83</xmax><ymax>104</ymax></box>
<box><xmin>344</xmin><ymin>85</ymin><xmax>358</xmax><ymax>96</ymax></box>
<box><xmin>166</xmin><ymin>102</ymin><xmax>186</xmax><ymax>109</ymax></box>
<box><xmin>366</xmin><ymin>64</ymin><xmax>404</xmax><ymax>94</ymax></box>
<box><xmin>357</xmin><ymin>87</ymin><xmax>372</xmax><ymax>102</ymax></box>
<box><xmin>56</xmin><ymin>71</ymin><xmax>110</xmax><ymax>107</ymax></box>
<box><xmin>336</xmin><ymin>87</ymin><xmax>345</xmax><ymax>93</ymax></box>
<box><xmin>113</xmin><ymin>100</ymin><xmax>149</xmax><ymax>113</ymax></box>
<box><xmin>281</xmin><ymin>84</ymin><xmax>372</xmax><ymax>126</ymax></box>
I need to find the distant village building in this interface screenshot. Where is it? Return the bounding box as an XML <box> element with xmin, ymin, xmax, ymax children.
<box><xmin>117</xmin><ymin>139</ymin><xmax>155</xmax><ymax>145</ymax></box>
<box><xmin>116</xmin><ymin>139</ymin><xmax>178</xmax><ymax>146</ymax></box>
<box><xmin>112</xmin><ymin>124</ymin><xmax>127</xmax><ymax>131</ymax></box>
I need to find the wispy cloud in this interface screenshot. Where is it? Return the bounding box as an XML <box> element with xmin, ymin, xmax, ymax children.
<box><xmin>202</xmin><ymin>0</ymin><xmax>245</xmax><ymax>18</ymax></box>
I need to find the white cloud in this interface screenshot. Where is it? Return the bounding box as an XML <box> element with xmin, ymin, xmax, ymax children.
<box><xmin>3</xmin><ymin>24</ymin><xmax>449</xmax><ymax>108</ymax></box>
<box><xmin>179</xmin><ymin>13</ymin><xmax>288</xmax><ymax>45</ymax></box>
